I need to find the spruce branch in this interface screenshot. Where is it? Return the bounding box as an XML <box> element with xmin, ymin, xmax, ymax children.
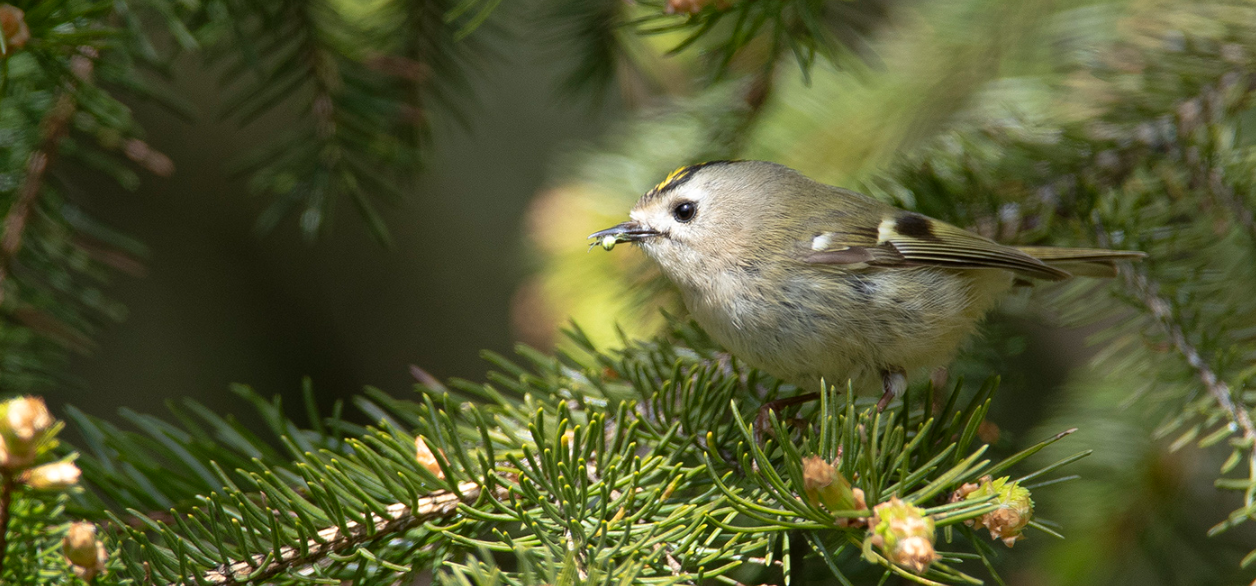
<box><xmin>708</xmin><ymin>53</ymin><xmax>778</xmax><ymax>160</ymax></box>
<box><xmin>1204</xmin><ymin>166</ymin><xmax>1256</xmax><ymax>243</ymax></box>
<box><xmin>1117</xmin><ymin>264</ymin><xmax>1256</xmax><ymax>490</ymax></box>
<box><xmin>0</xmin><ymin>475</ymin><xmax>14</xmax><ymax>577</ymax></box>
<box><xmin>0</xmin><ymin>397</ymin><xmax>99</xmax><ymax>582</ymax></box>
<box><xmin>0</xmin><ymin>0</ymin><xmax>187</xmax><ymax>390</ymax></box>
<box><xmin>79</xmin><ymin>325</ymin><xmax>1085</xmax><ymax>584</ymax></box>
<box><xmin>202</xmin><ymin>480</ymin><xmax>491</xmax><ymax>585</ymax></box>
<box><xmin>217</xmin><ymin>0</ymin><xmax>489</xmax><ymax>243</ymax></box>
<box><xmin>0</xmin><ymin>84</ymin><xmax>78</xmax><ymax>307</ymax></box>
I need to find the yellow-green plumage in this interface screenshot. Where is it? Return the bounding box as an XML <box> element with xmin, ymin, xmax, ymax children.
<box><xmin>591</xmin><ymin>160</ymin><xmax>1143</xmax><ymax>405</ymax></box>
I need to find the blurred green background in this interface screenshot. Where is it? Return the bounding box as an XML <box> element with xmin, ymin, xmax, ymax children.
<box><xmin>24</xmin><ymin>0</ymin><xmax>1256</xmax><ymax>582</ymax></box>
<box><xmin>61</xmin><ymin>5</ymin><xmax>619</xmax><ymax>418</ymax></box>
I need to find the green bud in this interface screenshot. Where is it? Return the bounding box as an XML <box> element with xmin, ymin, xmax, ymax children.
<box><xmin>600</xmin><ymin>234</ymin><xmax>618</xmax><ymax>251</ymax></box>
<box><xmin>963</xmin><ymin>476</ymin><xmax>1033</xmax><ymax>547</ymax></box>
<box><xmin>866</xmin><ymin>496</ymin><xmax>938</xmax><ymax>574</ymax></box>
<box><xmin>802</xmin><ymin>455</ymin><xmax>859</xmax><ymax>512</ymax></box>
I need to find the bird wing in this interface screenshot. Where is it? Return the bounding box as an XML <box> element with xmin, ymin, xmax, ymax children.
<box><xmin>803</xmin><ymin>211</ymin><xmax>1071</xmax><ymax>281</ymax></box>
<box><xmin>1014</xmin><ymin>246</ymin><xmax>1147</xmax><ymax>278</ymax></box>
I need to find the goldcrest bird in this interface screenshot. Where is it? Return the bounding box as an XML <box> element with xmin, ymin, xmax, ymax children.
<box><xmin>590</xmin><ymin>160</ymin><xmax>1144</xmax><ymax>410</ymax></box>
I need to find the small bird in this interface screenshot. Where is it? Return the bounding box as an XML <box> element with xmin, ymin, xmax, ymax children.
<box><xmin>590</xmin><ymin>160</ymin><xmax>1143</xmax><ymax>410</ymax></box>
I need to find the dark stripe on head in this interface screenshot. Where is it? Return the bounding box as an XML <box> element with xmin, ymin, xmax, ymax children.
<box><xmin>894</xmin><ymin>212</ymin><xmax>937</xmax><ymax>240</ymax></box>
<box><xmin>642</xmin><ymin>160</ymin><xmax>736</xmax><ymax>202</ymax></box>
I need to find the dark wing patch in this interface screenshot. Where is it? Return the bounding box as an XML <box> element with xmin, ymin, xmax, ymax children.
<box><xmin>893</xmin><ymin>213</ymin><xmax>938</xmax><ymax>240</ymax></box>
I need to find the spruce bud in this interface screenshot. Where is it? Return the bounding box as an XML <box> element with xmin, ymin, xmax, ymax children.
<box><xmin>962</xmin><ymin>476</ymin><xmax>1033</xmax><ymax>547</ymax></box>
<box><xmin>866</xmin><ymin>497</ymin><xmax>939</xmax><ymax>574</ymax></box>
<box><xmin>0</xmin><ymin>5</ymin><xmax>29</xmax><ymax>52</ymax></box>
<box><xmin>802</xmin><ymin>455</ymin><xmax>861</xmax><ymax>513</ymax></box>
<box><xmin>22</xmin><ymin>461</ymin><xmax>81</xmax><ymax>490</ymax></box>
<box><xmin>415</xmin><ymin>436</ymin><xmax>446</xmax><ymax>480</ymax></box>
<box><xmin>64</xmin><ymin>522</ymin><xmax>108</xmax><ymax>580</ymax></box>
<box><xmin>0</xmin><ymin>396</ymin><xmax>55</xmax><ymax>468</ymax></box>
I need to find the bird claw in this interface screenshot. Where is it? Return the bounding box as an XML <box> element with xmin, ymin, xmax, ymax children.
<box><xmin>877</xmin><ymin>369</ymin><xmax>907</xmax><ymax>412</ymax></box>
<box><xmin>753</xmin><ymin>392</ymin><xmax>819</xmax><ymax>443</ymax></box>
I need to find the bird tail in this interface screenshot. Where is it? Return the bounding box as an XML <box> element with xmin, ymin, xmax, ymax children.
<box><xmin>1016</xmin><ymin>246</ymin><xmax>1146</xmax><ymax>278</ymax></box>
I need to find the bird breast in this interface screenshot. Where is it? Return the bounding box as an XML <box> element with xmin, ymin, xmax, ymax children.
<box><xmin>676</xmin><ymin>262</ymin><xmax>1013</xmax><ymax>389</ymax></box>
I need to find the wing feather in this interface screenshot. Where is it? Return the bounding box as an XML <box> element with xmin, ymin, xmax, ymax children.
<box><xmin>794</xmin><ymin>188</ymin><xmax>1143</xmax><ymax>279</ymax></box>
<box><xmin>1015</xmin><ymin>246</ymin><xmax>1147</xmax><ymax>278</ymax></box>
<box><xmin>803</xmin><ymin>211</ymin><xmax>1072</xmax><ymax>280</ymax></box>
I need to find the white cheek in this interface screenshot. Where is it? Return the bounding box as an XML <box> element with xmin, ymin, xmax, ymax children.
<box><xmin>811</xmin><ymin>233</ymin><xmax>834</xmax><ymax>251</ymax></box>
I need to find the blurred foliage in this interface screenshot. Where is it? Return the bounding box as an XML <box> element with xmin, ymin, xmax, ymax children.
<box><xmin>0</xmin><ymin>0</ymin><xmax>490</xmax><ymax>390</ymax></box>
<box><xmin>1</xmin><ymin>0</ymin><xmax>1254</xmax><ymax>583</ymax></box>
<box><xmin>0</xmin><ymin>0</ymin><xmax>154</xmax><ymax>393</ymax></box>
<box><xmin>212</xmin><ymin>0</ymin><xmax>491</xmax><ymax>244</ymax></box>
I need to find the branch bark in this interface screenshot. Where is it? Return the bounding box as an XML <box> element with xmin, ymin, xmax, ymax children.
<box><xmin>201</xmin><ymin>481</ymin><xmax>492</xmax><ymax>585</ymax></box>
<box><xmin>0</xmin><ymin>475</ymin><xmax>15</xmax><ymax>577</ymax></box>
<box><xmin>1121</xmin><ymin>266</ymin><xmax>1256</xmax><ymax>482</ymax></box>
<box><xmin>0</xmin><ymin>92</ymin><xmax>76</xmax><ymax>307</ymax></box>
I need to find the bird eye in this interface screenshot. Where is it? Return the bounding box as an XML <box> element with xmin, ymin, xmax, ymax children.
<box><xmin>672</xmin><ymin>201</ymin><xmax>696</xmax><ymax>223</ymax></box>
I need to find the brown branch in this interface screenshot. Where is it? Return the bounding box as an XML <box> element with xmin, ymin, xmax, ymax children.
<box><xmin>1204</xmin><ymin>165</ymin><xmax>1256</xmax><ymax>242</ymax></box>
<box><xmin>0</xmin><ymin>92</ymin><xmax>76</xmax><ymax>307</ymax></box>
<box><xmin>1079</xmin><ymin>68</ymin><xmax>1256</xmax><ymax>456</ymax></box>
<box><xmin>716</xmin><ymin>55</ymin><xmax>779</xmax><ymax>160</ymax></box>
<box><xmin>201</xmin><ymin>481</ymin><xmax>492</xmax><ymax>585</ymax></box>
<box><xmin>0</xmin><ymin>475</ymin><xmax>15</xmax><ymax>577</ymax></box>
<box><xmin>1120</xmin><ymin>266</ymin><xmax>1256</xmax><ymax>469</ymax></box>
<box><xmin>1174</xmin><ymin>76</ymin><xmax>1256</xmax><ymax>244</ymax></box>
<box><xmin>0</xmin><ymin>47</ymin><xmax>94</xmax><ymax>308</ymax></box>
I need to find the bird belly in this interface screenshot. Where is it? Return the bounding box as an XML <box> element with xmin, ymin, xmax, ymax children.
<box><xmin>680</xmin><ymin>266</ymin><xmax>1012</xmax><ymax>392</ymax></box>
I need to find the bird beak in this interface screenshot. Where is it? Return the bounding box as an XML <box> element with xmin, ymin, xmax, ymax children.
<box><xmin>588</xmin><ymin>221</ymin><xmax>660</xmax><ymax>251</ymax></box>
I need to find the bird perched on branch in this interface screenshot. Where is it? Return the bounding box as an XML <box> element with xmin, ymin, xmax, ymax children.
<box><xmin>591</xmin><ymin>160</ymin><xmax>1143</xmax><ymax>410</ymax></box>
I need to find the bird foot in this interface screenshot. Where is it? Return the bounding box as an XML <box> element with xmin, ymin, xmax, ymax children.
<box><xmin>876</xmin><ymin>369</ymin><xmax>906</xmax><ymax>412</ymax></box>
<box><xmin>753</xmin><ymin>392</ymin><xmax>819</xmax><ymax>442</ymax></box>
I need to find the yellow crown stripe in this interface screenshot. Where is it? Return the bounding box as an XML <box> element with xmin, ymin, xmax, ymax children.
<box><xmin>652</xmin><ymin>165</ymin><xmax>696</xmax><ymax>193</ymax></box>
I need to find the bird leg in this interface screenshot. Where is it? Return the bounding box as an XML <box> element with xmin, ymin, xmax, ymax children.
<box><xmin>930</xmin><ymin>366</ymin><xmax>949</xmax><ymax>414</ymax></box>
<box><xmin>754</xmin><ymin>392</ymin><xmax>819</xmax><ymax>443</ymax></box>
<box><xmin>876</xmin><ymin>368</ymin><xmax>907</xmax><ymax>411</ymax></box>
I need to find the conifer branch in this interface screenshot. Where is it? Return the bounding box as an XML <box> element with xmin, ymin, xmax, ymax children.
<box><xmin>721</xmin><ymin>57</ymin><xmax>778</xmax><ymax>158</ymax></box>
<box><xmin>1175</xmin><ymin>76</ymin><xmax>1256</xmax><ymax>244</ymax></box>
<box><xmin>0</xmin><ymin>90</ymin><xmax>76</xmax><ymax>307</ymax></box>
<box><xmin>202</xmin><ymin>481</ymin><xmax>490</xmax><ymax>585</ymax></box>
<box><xmin>1202</xmin><ymin>165</ymin><xmax>1256</xmax><ymax>242</ymax></box>
<box><xmin>0</xmin><ymin>476</ymin><xmax>15</xmax><ymax>577</ymax></box>
<box><xmin>1120</xmin><ymin>265</ymin><xmax>1256</xmax><ymax>473</ymax></box>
